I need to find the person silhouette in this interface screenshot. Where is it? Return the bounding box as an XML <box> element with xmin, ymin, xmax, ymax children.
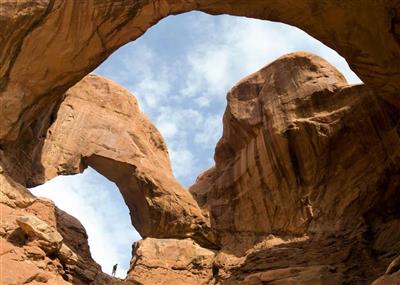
<box><xmin>112</xmin><ymin>264</ymin><xmax>118</xmax><ymax>277</ymax></box>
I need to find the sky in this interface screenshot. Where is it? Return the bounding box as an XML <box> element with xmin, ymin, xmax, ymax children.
<box><xmin>30</xmin><ymin>12</ymin><xmax>361</xmax><ymax>278</ymax></box>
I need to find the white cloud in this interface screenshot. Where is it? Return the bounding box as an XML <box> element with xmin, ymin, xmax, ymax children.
<box><xmin>94</xmin><ymin>44</ymin><xmax>174</xmax><ymax>114</ymax></box>
<box><xmin>168</xmin><ymin>148</ymin><xmax>197</xmax><ymax>178</ymax></box>
<box><xmin>157</xmin><ymin>120</ymin><xmax>178</xmax><ymax>138</ymax></box>
<box><xmin>180</xmin><ymin>17</ymin><xmax>361</xmax><ymax>109</ymax></box>
<box><xmin>194</xmin><ymin>114</ymin><xmax>222</xmax><ymax>146</ymax></box>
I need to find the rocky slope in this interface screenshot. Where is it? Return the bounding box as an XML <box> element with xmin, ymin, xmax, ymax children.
<box><xmin>0</xmin><ymin>171</ymin><xmax>114</xmax><ymax>284</ymax></box>
<box><xmin>1</xmin><ymin>0</ymin><xmax>400</xmax><ymax>284</ymax></box>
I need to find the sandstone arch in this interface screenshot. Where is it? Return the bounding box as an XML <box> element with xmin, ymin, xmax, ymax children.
<box><xmin>23</xmin><ymin>74</ymin><xmax>216</xmax><ymax>247</ymax></box>
<box><xmin>1</xmin><ymin>1</ymin><xmax>399</xmax><ymax>245</ymax></box>
<box><xmin>1</xmin><ymin>1</ymin><xmax>400</xmax><ymax>284</ymax></box>
<box><xmin>1</xmin><ymin>2</ymin><xmax>399</xmax><ymax>244</ymax></box>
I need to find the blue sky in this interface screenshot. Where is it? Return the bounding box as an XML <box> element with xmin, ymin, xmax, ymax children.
<box><xmin>30</xmin><ymin>12</ymin><xmax>361</xmax><ymax>278</ymax></box>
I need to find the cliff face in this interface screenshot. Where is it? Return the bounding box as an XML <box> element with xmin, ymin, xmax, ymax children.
<box><xmin>1</xmin><ymin>0</ymin><xmax>400</xmax><ymax>285</ymax></box>
<box><xmin>190</xmin><ymin>52</ymin><xmax>400</xmax><ymax>249</ymax></box>
<box><xmin>189</xmin><ymin>53</ymin><xmax>400</xmax><ymax>283</ymax></box>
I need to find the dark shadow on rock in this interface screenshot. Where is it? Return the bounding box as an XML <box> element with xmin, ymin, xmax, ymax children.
<box><xmin>1</xmin><ymin>93</ymin><xmax>64</xmax><ymax>187</ymax></box>
<box><xmin>54</xmin><ymin>206</ymin><xmax>118</xmax><ymax>285</ymax></box>
<box><xmin>6</xmin><ymin>227</ymin><xmax>28</xmax><ymax>247</ymax></box>
<box><xmin>221</xmin><ymin>232</ymin><xmax>388</xmax><ymax>284</ymax></box>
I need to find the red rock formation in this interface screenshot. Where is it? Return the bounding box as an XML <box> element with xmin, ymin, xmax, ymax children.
<box><xmin>27</xmin><ymin>74</ymin><xmax>214</xmax><ymax>245</ymax></box>
<box><xmin>0</xmin><ymin>171</ymin><xmax>113</xmax><ymax>284</ymax></box>
<box><xmin>0</xmin><ymin>74</ymin><xmax>214</xmax><ymax>284</ymax></box>
<box><xmin>188</xmin><ymin>52</ymin><xmax>400</xmax><ymax>283</ymax></box>
<box><xmin>1</xmin><ymin>0</ymin><xmax>400</xmax><ymax>284</ymax></box>
<box><xmin>190</xmin><ymin>52</ymin><xmax>400</xmax><ymax>245</ymax></box>
<box><xmin>1</xmin><ymin>52</ymin><xmax>399</xmax><ymax>283</ymax></box>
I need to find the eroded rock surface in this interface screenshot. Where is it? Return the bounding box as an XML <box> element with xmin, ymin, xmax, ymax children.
<box><xmin>0</xmin><ymin>172</ymin><xmax>114</xmax><ymax>284</ymax></box>
<box><xmin>190</xmin><ymin>52</ymin><xmax>400</xmax><ymax>283</ymax></box>
<box><xmin>243</xmin><ymin>266</ymin><xmax>343</xmax><ymax>285</ymax></box>
<box><xmin>30</xmin><ymin>74</ymin><xmax>214</xmax><ymax>245</ymax></box>
<box><xmin>191</xmin><ymin>52</ymin><xmax>400</xmax><ymax>243</ymax></box>
<box><xmin>127</xmin><ymin>238</ymin><xmax>216</xmax><ymax>284</ymax></box>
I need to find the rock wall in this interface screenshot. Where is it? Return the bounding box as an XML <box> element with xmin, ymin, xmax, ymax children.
<box><xmin>190</xmin><ymin>53</ymin><xmax>400</xmax><ymax>250</ymax></box>
<box><xmin>189</xmin><ymin>52</ymin><xmax>400</xmax><ymax>283</ymax></box>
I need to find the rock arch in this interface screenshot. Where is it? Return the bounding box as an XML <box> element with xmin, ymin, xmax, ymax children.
<box><xmin>1</xmin><ymin>1</ymin><xmax>399</xmax><ymax>245</ymax></box>
<box><xmin>1</xmin><ymin>1</ymin><xmax>400</xmax><ymax>284</ymax></box>
<box><xmin>1</xmin><ymin>2</ymin><xmax>399</xmax><ymax>243</ymax></box>
<box><xmin>23</xmin><ymin>74</ymin><xmax>215</xmax><ymax>247</ymax></box>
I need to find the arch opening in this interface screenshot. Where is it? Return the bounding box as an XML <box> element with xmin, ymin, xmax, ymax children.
<box><xmin>94</xmin><ymin>11</ymin><xmax>362</xmax><ymax>187</ymax></box>
<box><xmin>30</xmin><ymin>167</ymin><xmax>141</xmax><ymax>278</ymax></box>
<box><xmin>1</xmin><ymin>1</ymin><xmax>399</xmax><ymax>284</ymax></box>
<box><xmin>23</xmin><ymin>11</ymin><xmax>366</xmax><ymax>281</ymax></box>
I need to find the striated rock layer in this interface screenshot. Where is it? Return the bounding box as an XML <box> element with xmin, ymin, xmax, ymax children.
<box><xmin>188</xmin><ymin>52</ymin><xmax>400</xmax><ymax>283</ymax></box>
<box><xmin>190</xmin><ymin>52</ymin><xmax>400</xmax><ymax>248</ymax></box>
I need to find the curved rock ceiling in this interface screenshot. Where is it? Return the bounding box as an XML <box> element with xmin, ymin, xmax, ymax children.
<box><xmin>1</xmin><ymin>0</ymin><xmax>399</xmax><ymax>143</ymax></box>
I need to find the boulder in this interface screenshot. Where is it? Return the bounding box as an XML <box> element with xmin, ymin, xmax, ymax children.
<box><xmin>127</xmin><ymin>238</ymin><xmax>216</xmax><ymax>285</ymax></box>
<box><xmin>16</xmin><ymin>214</ymin><xmax>63</xmax><ymax>253</ymax></box>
